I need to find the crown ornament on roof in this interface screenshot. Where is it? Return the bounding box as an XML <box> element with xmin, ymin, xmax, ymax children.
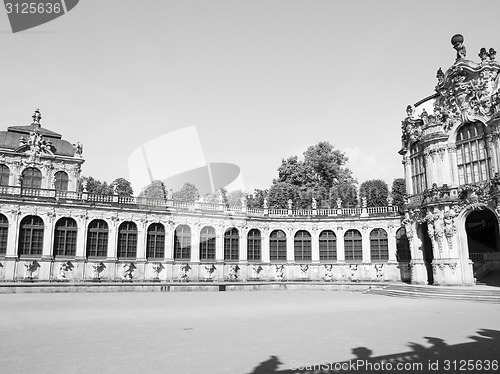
<box><xmin>31</xmin><ymin>108</ymin><xmax>41</xmax><ymax>126</ymax></box>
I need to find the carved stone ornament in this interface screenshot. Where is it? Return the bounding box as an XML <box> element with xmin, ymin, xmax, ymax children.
<box><xmin>275</xmin><ymin>264</ymin><xmax>284</xmax><ymax>281</ymax></box>
<box><xmin>179</xmin><ymin>264</ymin><xmax>191</xmax><ymax>281</ymax></box>
<box><xmin>324</xmin><ymin>264</ymin><xmax>333</xmax><ymax>281</ymax></box>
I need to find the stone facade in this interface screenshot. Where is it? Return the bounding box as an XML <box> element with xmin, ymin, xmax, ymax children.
<box><xmin>0</xmin><ymin>111</ymin><xmax>408</xmax><ymax>283</ymax></box>
<box><xmin>400</xmin><ymin>35</ymin><xmax>500</xmax><ymax>285</ymax></box>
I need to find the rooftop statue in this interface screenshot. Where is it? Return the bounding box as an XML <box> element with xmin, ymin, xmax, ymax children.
<box><xmin>451</xmin><ymin>34</ymin><xmax>466</xmax><ymax>62</ymax></box>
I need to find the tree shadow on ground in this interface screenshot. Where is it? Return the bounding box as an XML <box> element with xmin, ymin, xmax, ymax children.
<box><xmin>248</xmin><ymin>329</ymin><xmax>500</xmax><ymax>374</ymax></box>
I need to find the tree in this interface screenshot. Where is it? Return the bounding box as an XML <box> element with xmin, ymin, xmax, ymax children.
<box><xmin>359</xmin><ymin>179</ymin><xmax>389</xmax><ymax>207</ymax></box>
<box><xmin>391</xmin><ymin>178</ymin><xmax>406</xmax><ymax>209</ymax></box>
<box><xmin>172</xmin><ymin>182</ymin><xmax>199</xmax><ymax>202</ymax></box>
<box><xmin>329</xmin><ymin>179</ymin><xmax>358</xmax><ymax>208</ymax></box>
<box><xmin>139</xmin><ymin>180</ymin><xmax>166</xmax><ymax>199</ymax></box>
<box><xmin>267</xmin><ymin>182</ymin><xmax>300</xmax><ymax>209</ymax></box>
<box><xmin>246</xmin><ymin>189</ymin><xmax>268</xmax><ymax>208</ymax></box>
<box><xmin>79</xmin><ymin>176</ymin><xmax>113</xmax><ymax>195</ymax></box>
<box><xmin>112</xmin><ymin>178</ymin><xmax>133</xmax><ymax>197</ymax></box>
<box><xmin>272</xmin><ymin>142</ymin><xmax>357</xmax><ymax>208</ymax></box>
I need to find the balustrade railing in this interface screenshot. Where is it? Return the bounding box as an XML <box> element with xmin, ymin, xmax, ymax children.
<box><xmin>0</xmin><ymin>185</ymin><xmax>401</xmax><ymax>218</ymax></box>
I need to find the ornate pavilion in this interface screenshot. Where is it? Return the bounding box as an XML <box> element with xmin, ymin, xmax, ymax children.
<box><xmin>400</xmin><ymin>34</ymin><xmax>500</xmax><ymax>285</ymax></box>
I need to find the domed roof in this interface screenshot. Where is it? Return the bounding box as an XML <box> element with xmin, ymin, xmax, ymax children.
<box><xmin>0</xmin><ymin>110</ymin><xmax>76</xmax><ymax>157</ymax></box>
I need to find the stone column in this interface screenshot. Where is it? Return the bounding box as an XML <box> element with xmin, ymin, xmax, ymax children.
<box><xmin>387</xmin><ymin>225</ymin><xmax>397</xmax><ymax>263</ymax></box>
<box><xmin>191</xmin><ymin>224</ymin><xmax>200</xmax><ymax>263</ymax></box>
<box><xmin>239</xmin><ymin>227</ymin><xmax>248</xmax><ymax>263</ymax></box>
<box><xmin>261</xmin><ymin>228</ymin><xmax>270</xmax><ymax>263</ymax></box>
<box><xmin>136</xmin><ymin>220</ymin><xmax>147</xmax><ymax>262</ymax></box>
<box><xmin>42</xmin><ymin>213</ymin><xmax>56</xmax><ymax>260</ymax></box>
<box><xmin>164</xmin><ymin>222</ymin><xmax>174</xmax><ymax>262</ymax></box>
<box><xmin>311</xmin><ymin>228</ymin><xmax>320</xmax><ymax>263</ymax></box>
<box><xmin>215</xmin><ymin>225</ymin><xmax>224</xmax><ymax>263</ymax></box>
<box><xmin>107</xmin><ymin>219</ymin><xmax>119</xmax><ymax>260</ymax></box>
<box><xmin>75</xmin><ymin>214</ymin><xmax>88</xmax><ymax>260</ymax></box>
<box><xmin>335</xmin><ymin>226</ymin><xmax>345</xmax><ymax>263</ymax></box>
<box><xmin>286</xmin><ymin>229</ymin><xmax>294</xmax><ymax>263</ymax></box>
<box><xmin>361</xmin><ymin>226</ymin><xmax>371</xmax><ymax>264</ymax></box>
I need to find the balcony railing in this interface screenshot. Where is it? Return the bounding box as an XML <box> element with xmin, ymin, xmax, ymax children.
<box><xmin>0</xmin><ymin>185</ymin><xmax>401</xmax><ymax>218</ymax></box>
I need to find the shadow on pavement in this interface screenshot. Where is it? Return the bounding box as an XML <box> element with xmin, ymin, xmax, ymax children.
<box><xmin>248</xmin><ymin>329</ymin><xmax>500</xmax><ymax>374</ymax></box>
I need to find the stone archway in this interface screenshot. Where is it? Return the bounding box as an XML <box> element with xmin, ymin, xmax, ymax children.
<box><xmin>465</xmin><ymin>209</ymin><xmax>500</xmax><ymax>261</ymax></box>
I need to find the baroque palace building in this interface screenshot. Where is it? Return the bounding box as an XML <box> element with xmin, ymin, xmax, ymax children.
<box><xmin>0</xmin><ymin>110</ymin><xmax>408</xmax><ymax>284</ymax></box>
<box><xmin>400</xmin><ymin>34</ymin><xmax>500</xmax><ymax>286</ymax></box>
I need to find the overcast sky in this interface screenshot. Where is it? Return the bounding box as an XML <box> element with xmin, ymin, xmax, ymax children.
<box><xmin>2</xmin><ymin>0</ymin><xmax>500</xmax><ymax>194</ymax></box>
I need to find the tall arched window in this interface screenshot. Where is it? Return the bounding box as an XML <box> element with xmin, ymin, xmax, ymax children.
<box><xmin>174</xmin><ymin>225</ymin><xmax>191</xmax><ymax>260</ymax></box>
<box><xmin>224</xmin><ymin>228</ymin><xmax>239</xmax><ymax>262</ymax></box>
<box><xmin>0</xmin><ymin>165</ymin><xmax>10</xmax><ymax>186</ymax></box>
<box><xmin>54</xmin><ymin>171</ymin><xmax>69</xmax><ymax>191</ymax></box>
<box><xmin>86</xmin><ymin>219</ymin><xmax>108</xmax><ymax>258</ymax></box>
<box><xmin>294</xmin><ymin>230</ymin><xmax>311</xmax><ymax>262</ymax></box>
<box><xmin>22</xmin><ymin>167</ymin><xmax>42</xmax><ymax>189</ymax></box>
<box><xmin>319</xmin><ymin>230</ymin><xmax>336</xmax><ymax>261</ymax></box>
<box><xmin>396</xmin><ymin>227</ymin><xmax>411</xmax><ymax>262</ymax></box>
<box><xmin>247</xmin><ymin>229</ymin><xmax>261</xmax><ymax>261</ymax></box>
<box><xmin>53</xmin><ymin>217</ymin><xmax>77</xmax><ymax>257</ymax></box>
<box><xmin>0</xmin><ymin>214</ymin><xmax>8</xmax><ymax>256</ymax></box>
<box><xmin>117</xmin><ymin>221</ymin><xmax>137</xmax><ymax>259</ymax></box>
<box><xmin>410</xmin><ymin>143</ymin><xmax>426</xmax><ymax>195</ymax></box>
<box><xmin>200</xmin><ymin>226</ymin><xmax>216</xmax><ymax>261</ymax></box>
<box><xmin>146</xmin><ymin>223</ymin><xmax>165</xmax><ymax>259</ymax></box>
<box><xmin>344</xmin><ymin>229</ymin><xmax>362</xmax><ymax>261</ymax></box>
<box><xmin>456</xmin><ymin>121</ymin><xmax>491</xmax><ymax>185</ymax></box>
<box><xmin>370</xmin><ymin>228</ymin><xmax>388</xmax><ymax>261</ymax></box>
<box><xmin>18</xmin><ymin>215</ymin><xmax>44</xmax><ymax>256</ymax></box>
<box><xmin>270</xmin><ymin>230</ymin><xmax>287</xmax><ymax>261</ymax></box>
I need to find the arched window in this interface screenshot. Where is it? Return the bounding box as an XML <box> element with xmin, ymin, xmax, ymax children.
<box><xmin>87</xmin><ymin>220</ymin><xmax>108</xmax><ymax>258</ymax></box>
<box><xmin>370</xmin><ymin>228</ymin><xmax>388</xmax><ymax>261</ymax></box>
<box><xmin>319</xmin><ymin>230</ymin><xmax>336</xmax><ymax>261</ymax></box>
<box><xmin>456</xmin><ymin>122</ymin><xmax>491</xmax><ymax>185</ymax></box>
<box><xmin>200</xmin><ymin>226</ymin><xmax>216</xmax><ymax>261</ymax></box>
<box><xmin>247</xmin><ymin>229</ymin><xmax>261</xmax><ymax>261</ymax></box>
<box><xmin>270</xmin><ymin>230</ymin><xmax>286</xmax><ymax>261</ymax></box>
<box><xmin>174</xmin><ymin>225</ymin><xmax>191</xmax><ymax>260</ymax></box>
<box><xmin>410</xmin><ymin>143</ymin><xmax>426</xmax><ymax>195</ymax></box>
<box><xmin>54</xmin><ymin>171</ymin><xmax>69</xmax><ymax>191</ymax></box>
<box><xmin>0</xmin><ymin>214</ymin><xmax>8</xmax><ymax>256</ymax></box>
<box><xmin>21</xmin><ymin>167</ymin><xmax>42</xmax><ymax>189</ymax></box>
<box><xmin>294</xmin><ymin>230</ymin><xmax>311</xmax><ymax>262</ymax></box>
<box><xmin>146</xmin><ymin>223</ymin><xmax>165</xmax><ymax>259</ymax></box>
<box><xmin>396</xmin><ymin>227</ymin><xmax>411</xmax><ymax>261</ymax></box>
<box><xmin>224</xmin><ymin>228</ymin><xmax>239</xmax><ymax>262</ymax></box>
<box><xmin>18</xmin><ymin>215</ymin><xmax>44</xmax><ymax>256</ymax></box>
<box><xmin>0</xmin><ymin>165</ymin><xmax>10</xmax><ymax>186</ymax></box>
<box><xmin>54</xmin><ymin>218</ymin><xmax>77</xmax><ymax>257</ymax></box>
<box><xmin>117</xmin><ymin>221</ymin><xmax>137</xmax><ymax>259</ymax></box>
<box><xmin>344</xmin><ymin>229</ymin><xmax>362</xmax><ymax>261</ymax></box>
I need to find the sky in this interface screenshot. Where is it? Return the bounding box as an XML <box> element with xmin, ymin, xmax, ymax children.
<box><xmin>1</xmin><ymin>0</ymin><xmax>500</xmax><ymax>194</ymax></box>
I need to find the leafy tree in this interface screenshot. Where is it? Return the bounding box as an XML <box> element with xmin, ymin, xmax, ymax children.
<box><xmin>79</xmin><ymin>176</ymin><xmax>113</xmax><ymax>195</ymax></box>
<box><xmin>139</xmin><ymin>180</ymin><xmax>167</xmax><ymax>199</ymax></box>
<box><xmin>359</xmin><ymin>179</ymin><xmax>389</xmax><ymax>207</ymax></box>
<box><xmin>172</xmin><ymin>182</ymin><xmax>200</xmax><ymax>202</ymax></box>
<box><xmin>273</xmin><ymin>142</ymin><xmax>356</xmax><ymax>207</ymax></box>
<box><xmin>112</xmin><ymin>178</ymin><xmax>133</xmax><ymax>197</ymax></box>
<box><xmin>329</xmin><ymin>179</ymin><xmax>358</xmax><ymax>208</ymax></box>
<box><xmin>391</xmin><ymin>178</ymin><xmax>406</xmax><ymax>208</ymax></box>
<box><xmin>246</xmin><ymin>189</ymin><xmax>268</xmax><ymax>208</ymax></box>
<box><xmin>268</xmin><ymin>182</ymin><xmax>300</xmax><ymax>209</ymax></box>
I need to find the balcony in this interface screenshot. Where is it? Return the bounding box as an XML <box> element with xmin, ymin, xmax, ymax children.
<box><xmin>0</xmin><ymin>186</ymin><xmax>401</xmax><ymax>219</ymax></box>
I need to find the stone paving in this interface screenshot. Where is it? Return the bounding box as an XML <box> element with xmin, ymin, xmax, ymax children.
<box><xmin>0</xmin><ymin>289</ymin><xmax>499</xmax><ymax>374</ymax></box>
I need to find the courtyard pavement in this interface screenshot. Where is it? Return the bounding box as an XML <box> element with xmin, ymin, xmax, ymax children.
<box><xmin>0</xmin><ymin>289</ymin><xmax>499</xmax><ymax>374</ymax></box>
